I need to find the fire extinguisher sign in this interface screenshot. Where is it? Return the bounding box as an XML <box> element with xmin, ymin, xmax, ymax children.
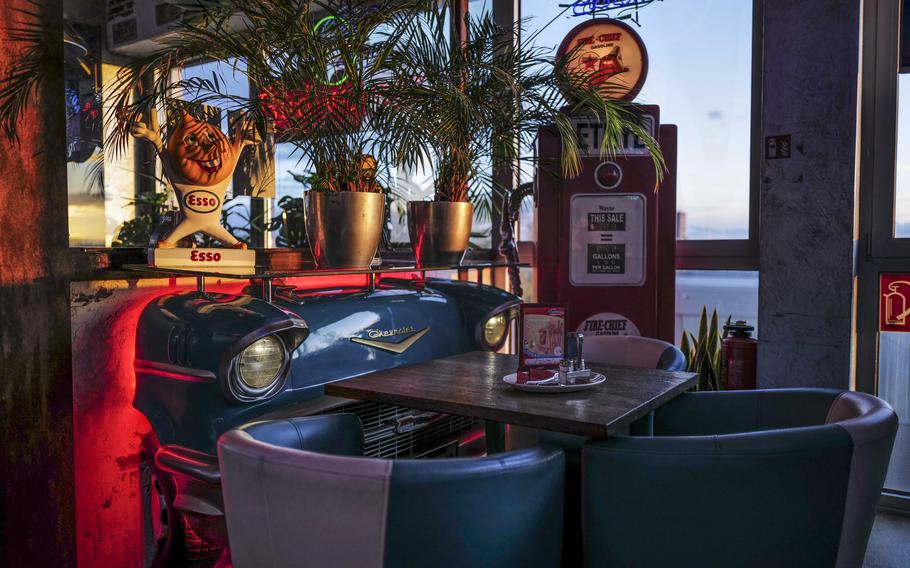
<box><xmin>880</xmin><ymin>274</ymin><xmax>910</xmax><ymax>332</ymax></box>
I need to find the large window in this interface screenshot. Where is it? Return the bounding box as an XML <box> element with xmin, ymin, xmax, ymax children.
<box><xmin>895</xmin><ymin>73</ymin><xmax>910</xmax><ymax>237</ymax></box>
<box><xmin>64</xmin><ymin>5</ymin><xmax>121</xmax><ymax>247</ymax></box>
<box><xmin>180</xmin><ymin>60</ymin><xmax>254</xmax><ymax>244</ymax></box>
<box><xmin>675</xmin><ymin>270</ymin><xmax>758</xmax><ymax>342</ymax></box>
<box><xmin>516</xmin><ymin>1</ymin><xmax>760</xmax><ymax>336</ymax></box>
<box><xmin>856</xmin><ymin>0</ymin><xmax>910</xmax><ymax>505</ymax></box>
<box><xmin>521</xmin><ymin>1</ymin><xmax>755</xmax><ymax>240</ymax></box>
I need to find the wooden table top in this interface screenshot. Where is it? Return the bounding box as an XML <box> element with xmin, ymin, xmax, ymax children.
<box><xmin>325</xmin><ymin>351</ymin><xmax>698</xmax><ymax>439</ymax></box>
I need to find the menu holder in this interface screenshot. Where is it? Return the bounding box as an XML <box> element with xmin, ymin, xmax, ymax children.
<box><xmin>516</xmin><ymin>303</ymin><xmax>567</xmax><ymax>383</ymax></box>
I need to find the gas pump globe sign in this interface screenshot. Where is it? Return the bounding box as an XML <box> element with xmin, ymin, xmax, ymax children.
<box><xmin>880</xmin><ymin>274</ymin><xmax>910</xmax><ymax>332</ymax></box>
<box><xmin>557</xmin><ymin>18</ymin><xmax>649</xmax><ymax>102</ymax></box>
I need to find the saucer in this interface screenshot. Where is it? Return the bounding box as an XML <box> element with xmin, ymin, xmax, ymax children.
<box><xmin>502</xmin><ymin>372</ymin><xmax>606</xmax><ymax>393</ymax></box>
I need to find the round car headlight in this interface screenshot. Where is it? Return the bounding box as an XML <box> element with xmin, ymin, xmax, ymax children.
<box><xmin>483</xmin><ymin>313</ymin><xmax>509</xmax><ymax>349</ymax></box>
<box><xmin>237</xmin><ymin>335</ymin><xmax>286</xmax><ymax>392</ymax></box>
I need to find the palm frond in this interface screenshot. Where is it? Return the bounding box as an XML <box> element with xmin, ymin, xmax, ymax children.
<box><xmin>0</xmin><ymin>1</ymin><xmax>61</xmax><ymax>141</ymax></box>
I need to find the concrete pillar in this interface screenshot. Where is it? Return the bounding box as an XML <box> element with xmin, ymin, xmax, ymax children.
<box><xmin>758</xmin><ymin>0</ymin><xmax>860</xmax><ymax>388</ymax></box>
<box><xmin>0</xmin><ymin>0</ymin><xmax>76</xmax><ymax>564</ymax></box>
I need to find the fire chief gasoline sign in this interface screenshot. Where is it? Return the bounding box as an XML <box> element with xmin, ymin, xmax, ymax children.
<box><xmin>556</xmin><ymin>18</ymin><xmax>649</xmax><ymax>102</ymax></box>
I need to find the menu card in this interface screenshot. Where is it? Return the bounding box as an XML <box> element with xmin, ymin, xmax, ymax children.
<box><xmin>518</xmin><ymin>303</ymin><xmax>567</xmax><ymax>370</ymax></box>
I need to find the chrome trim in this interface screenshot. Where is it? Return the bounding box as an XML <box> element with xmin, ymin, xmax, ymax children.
<box><xmin>218</xmin><ymin>319</ymin><xmax>308</xmax><ymax>403</ymax></box>
<box><xmin>156</xmin><ymin>445</ymin><xmax>221</xmax><ymax>485</ymax></box>
<box><xmin>476</xmin><ymin>300</ymin><xmax>521</xmax><ymax>350</ymax></box>
<box><xmin>351</xmin><ymin>327</ymin><xmax>430</xmax><ymax>354</ymax></box>
<box><xmin>226</xmin><ymin>335</ymin><xmax>290</xmax><ymax>403</ymax></box>
<box><xmin>134</xmin><ymin>359</ymin><xmax>216</xmax><ymax>381</ymax></box>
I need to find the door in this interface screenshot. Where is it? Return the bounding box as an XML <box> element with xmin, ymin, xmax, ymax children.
<box><xmin>856</xmin><ymin>0</ymin><xmax>910</xmax><ymax>510</ymax></box>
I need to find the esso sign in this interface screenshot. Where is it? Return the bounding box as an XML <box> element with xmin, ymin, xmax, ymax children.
<box><xmin>183</xmin><ymin>190</ymin><xmax>221</xmax><ymax>213</ymax></box>
<box><xmin>190</xmin><ymin>250</ymin><xmax>222</xmax><ymax>262</ymax></box>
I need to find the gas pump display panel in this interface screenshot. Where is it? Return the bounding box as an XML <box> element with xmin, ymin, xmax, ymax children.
<box><xmin>570</xmin><ymin>193</ymin><xmax>646</xmax><ymax>286</ymax></box>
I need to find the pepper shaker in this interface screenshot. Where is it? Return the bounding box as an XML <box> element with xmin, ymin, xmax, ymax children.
<box><xmin>565</xmin><ymin>332</ymin><xmax>584</xmax><ymax>362</ymax></box>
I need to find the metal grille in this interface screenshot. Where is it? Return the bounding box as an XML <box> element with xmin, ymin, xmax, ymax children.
<box><xmin>107</xmin><ymin>0</ymin><xmax>134</xmax><ymax>19</ymax></box>
<box><xmin>322</xmin><ymin>400</ymin><xmax>481</xmax><ymax>459</ymax></box>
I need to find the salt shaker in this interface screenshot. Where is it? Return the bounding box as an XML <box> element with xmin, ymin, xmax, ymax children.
<box><xmin>558</xmin><ymin>359</ymin><xmax>574</xmax><ymax>385</ymax></box>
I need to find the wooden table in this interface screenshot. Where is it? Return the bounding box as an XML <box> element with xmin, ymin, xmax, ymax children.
<box><xmin>325</xmin><ymin>351</ymin><xmax>698</xmax><ymax>452</ymax></box>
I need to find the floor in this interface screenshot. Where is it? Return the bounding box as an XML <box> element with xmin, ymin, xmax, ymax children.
<box><xmin>884</xmin><ymin>424</ymin><xmax>910</xmax><ymax>493</ymax></box>
<box><xmin>864</xmin><ymin>511</ymin><xmax>910</xmax><ymax>567</ymax></box>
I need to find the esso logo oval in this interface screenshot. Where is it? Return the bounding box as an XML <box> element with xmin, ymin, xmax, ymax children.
<box><xmin>190</xmin><ymin>250</ymin><xmax>222</xmax><ymax>262</ymax></box>
<box><xmin>183</xmin><ymin>190</ymin><xmax>221</xmax><ymax>214</ymax></box>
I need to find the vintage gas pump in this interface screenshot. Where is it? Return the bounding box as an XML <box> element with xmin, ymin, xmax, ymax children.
<box><xmin>535</xmin><ymin>18</ymin><xmax>677</xmax><ymax>343</ymax></box>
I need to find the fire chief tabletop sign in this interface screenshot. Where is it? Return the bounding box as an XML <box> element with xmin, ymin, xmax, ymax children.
<box><xmin>556</xmin><ymin>17</ymin><xmax>649</xmax><ymax>102</ymax></box>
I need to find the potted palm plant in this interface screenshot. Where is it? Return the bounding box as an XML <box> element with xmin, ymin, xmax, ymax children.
<box><xmin>381</xmin><ymin>4</ymin><xmax>664</xmax><ymax>266</ymax></box>
<box><xmin>106</xmin><ymin>0</ymin><xmax>424</xmax><ymax>268</ymax></box>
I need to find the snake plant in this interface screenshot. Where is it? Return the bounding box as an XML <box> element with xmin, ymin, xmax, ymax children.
<box><xmin>680</xmin><ymin>307</ymin><xmax>732</xmax><ymax>391</ymax></box>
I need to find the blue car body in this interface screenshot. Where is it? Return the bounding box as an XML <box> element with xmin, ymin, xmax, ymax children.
<box><xmin>132</xmin><ymin>276</ymin><xmax>519</xmax><ymax>553</ymax></box>
<box><xmin>135</xmin><ymin>277</ymin><xmax>518</xmax><ymax>453</ymax></box>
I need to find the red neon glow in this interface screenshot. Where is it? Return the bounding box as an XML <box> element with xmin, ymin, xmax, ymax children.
<box><xmin>460</xmin><ymin>430</ymin><xmax>485</xmax><ymax>446</ymax></box>
<box><xmin>258</xmin><ymin>83</ymin><xmax>365</xmax><ymax>133</ymax></box>
<box><xmin>74</xmin><ymin>274</ymin><xmax>427</xmax><ymax>565</ymax></box>
<box><xmin>133</xmin><ymin>363</ymin><xmax>213</xmax><ymax>383</ymax></box>
<box><xmin>73</xmin><ymin>279</ymin><xmax>245</xmax><ymax>567</ymax></box>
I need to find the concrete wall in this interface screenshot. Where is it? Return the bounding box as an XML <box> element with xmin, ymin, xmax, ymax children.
<box><xmin>70</xmin><ymin>277</ymin><xmax>247</xmax><ymax>567</ymax></box>
<box><xmin>758</xmin><ymin>0</ymin><xmax>861</xmax><ymax>388</ymax></box>
<box><xmin>0</xmin><ymin>1</ymin><xmax>76</xmax><ymax>565</ymax></box>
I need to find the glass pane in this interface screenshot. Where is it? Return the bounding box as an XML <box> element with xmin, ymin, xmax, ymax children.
<box><xmin>274</xmin><ymin>144</ymin><xmax>311</xmax><ymax>248</ymax></box>
<box><xmin>62</xmin><ymin>12</ymin><xmax>257</xmax><ymax>248</ymax></box>
<box><xmin>878</xmin><ymin>332</ymin><xmax>910</xmax><ymax>494</ymax></box>
<box><xmin>178</xmin><ymin>60</ymin><xmax>253</xmax><ymax>246</ymax></box>
<box><xmin>390</xmin><ymin>159</ymin><xmax>436</xmax><ymax>245</ymax></box>
<box><xmin>522</xmin><ymin>1</ymin><xmax>753</xmax><ymax>240</ymax></box>
<box><xmin>895</xmin><ymin>74</ymin><xmax>910</xmax><ymax>237</ymax></box>
<box><xmin>469</xmin><ymin>0</ymin><xmax>491</xmax><ymax>17</ymax></box>
<box><xmin>675</xmin><ymin>270</ymin><xmax>759</xmax><ymax>344</ymax></box>
<box><xmin>65</xmin><ymin>10</ymin><xmax>124</xmax><ymax>247</ymax></box>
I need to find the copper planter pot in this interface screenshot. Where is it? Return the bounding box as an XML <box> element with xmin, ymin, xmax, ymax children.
<box><xmin>408</xmin><ymin>201</ymin><xmax>473</xmax><ymax>267</ymax></box>
<box><xmin>305</xmin><ymin>191</ymin><xmax>384</xmax><ymax>268</ymax></box>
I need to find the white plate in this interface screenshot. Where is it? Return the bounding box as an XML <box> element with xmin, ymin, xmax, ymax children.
<box><xmin>502</xmin><ymin>372</ymin><xmax>605</xmax><ymax>393</ymax></box>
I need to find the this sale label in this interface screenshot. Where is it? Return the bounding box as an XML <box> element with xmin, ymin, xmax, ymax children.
<box><xmin>588</xmin><ymin>211</ymin><xmax>626</xmax><ymax>231</ymax></box>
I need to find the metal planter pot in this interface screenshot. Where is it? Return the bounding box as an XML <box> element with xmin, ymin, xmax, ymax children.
<box><xmin>305</xmin><ymin>191</ymin><xmax>384</xmax><ymax>268</ymax></box>
<box><xmin>408</xmin><ymin>201</ymin><xmax>473</xmax><ymax>267</ymax></box>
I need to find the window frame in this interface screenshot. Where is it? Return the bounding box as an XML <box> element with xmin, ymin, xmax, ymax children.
<box><xmin>69</xmin><ymin>0</ymin><xmax>762</xmax><ymax>268</ymax></box>
<box><xmin>508</xmin><ymin>0</ymin><xmax>763</xmax><ymax>271</ymax></box>
<box><xmin>855</xmin><ymin>0</ymin><xmax>910</xmax><ymax>511</ymax></box>
<box><xmin>865</xmin><ymin>0</ymin><xmax>910</xmax><ymax>258</ymax></box>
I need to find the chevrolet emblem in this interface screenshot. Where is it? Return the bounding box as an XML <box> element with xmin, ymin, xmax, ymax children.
<box><xmin>351</xmin><ymin>327</ymin><xmax>430</xmax><ymax>354</ymax></box>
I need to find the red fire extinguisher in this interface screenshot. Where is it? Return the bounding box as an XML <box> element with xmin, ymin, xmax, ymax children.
<box><xmin>722</xmin><ymin>320</ymin><xmax>757</xmax><ymax>390</ymax></box>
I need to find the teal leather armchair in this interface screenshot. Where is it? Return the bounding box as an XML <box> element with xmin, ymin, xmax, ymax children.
<box><xmin>537</xmin><ymin>335</ymin><xmax>685</xmax><ymax>566</ymax></box>
<box><xmin>218</xmin><ymin>414</ymin><xmax>565</xmax><ymax>568</ymax></box>
<box><xmin>583</xmin><ymin>389</ymin><xmax>897</xmax><ymax>568</ymax></box>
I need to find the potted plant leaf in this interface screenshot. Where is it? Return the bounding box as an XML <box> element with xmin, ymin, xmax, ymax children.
<box><xmin>380</xmin><ymin>3</ymin><xmax>665</xmax><ymax>266</ymax></box>
<box><xmin>680</xmin><ymin>307</ymin><xmax>732</xmax><ymax>391</ymax></box>
<box><xmin>105</xmin><ymin>0</ymin><xmax>426</xmax><ymax>268</ymax></box>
